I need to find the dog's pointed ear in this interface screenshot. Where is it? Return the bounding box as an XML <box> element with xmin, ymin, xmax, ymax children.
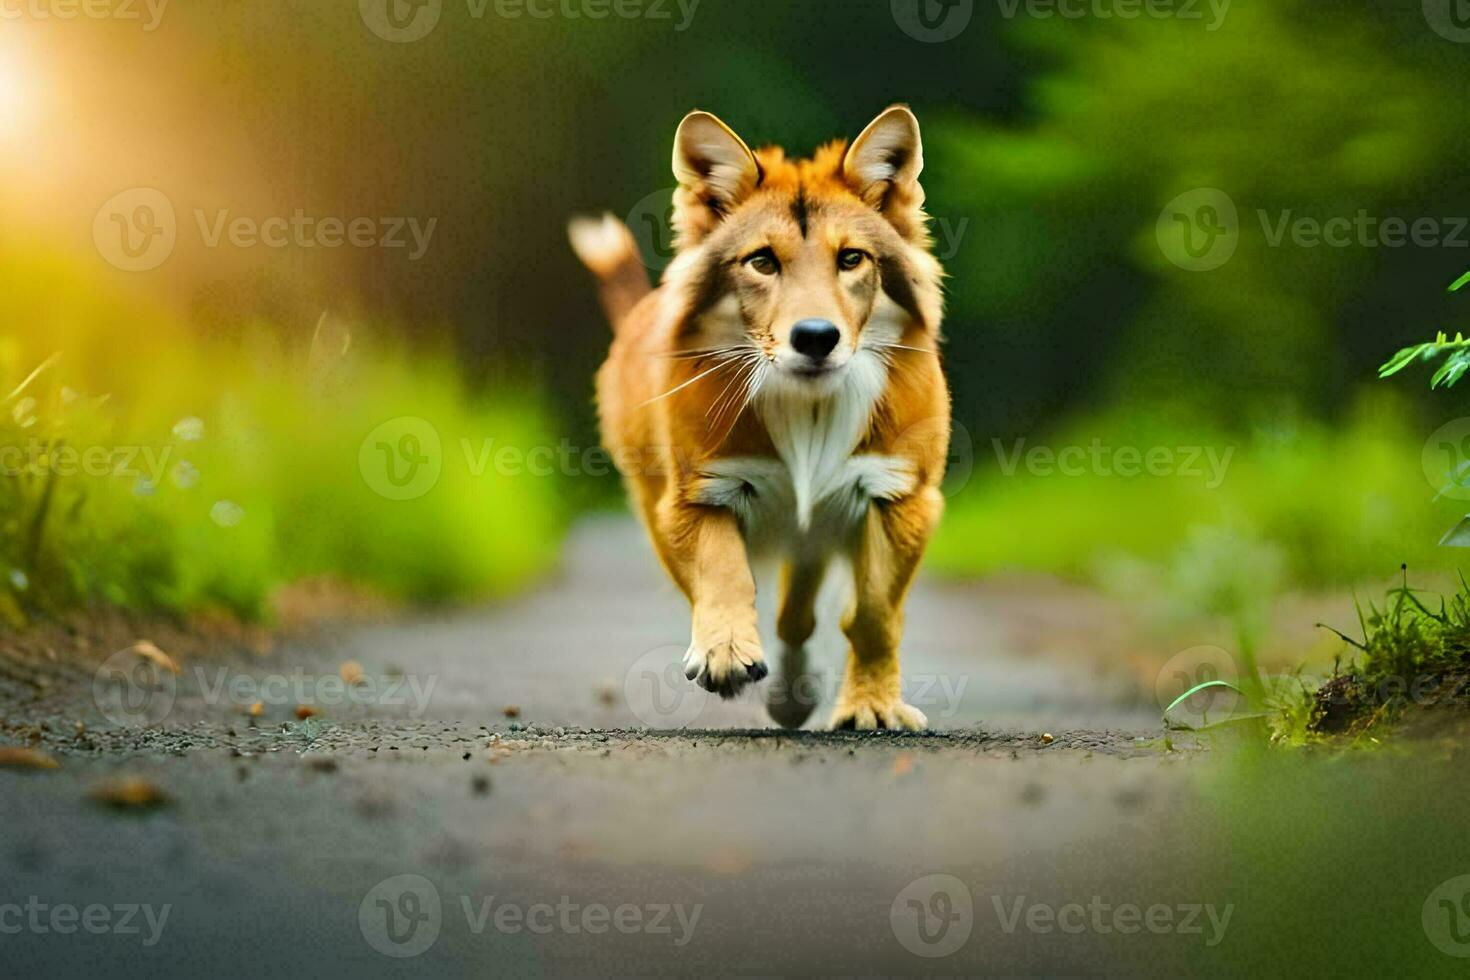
<box><xmin>671</xmin><ymin>110</ymin><xmax>761</xmax><ymax>247</ymax></box>
<box><xmin>843</xmin><ymin>105</ymin><xmax>926</xmax><ymax>241</ymax></box>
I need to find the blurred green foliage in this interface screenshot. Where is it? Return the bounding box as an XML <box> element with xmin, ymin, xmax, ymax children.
<box><xmin>0</xmin><ymin>243</ymin><xmax>560</xmax><ymax>622</ymax></box>
<box><xmin>930</xmin><ymin>396</ymin><xmax>1457</xmax><ymax>586</ymax></box>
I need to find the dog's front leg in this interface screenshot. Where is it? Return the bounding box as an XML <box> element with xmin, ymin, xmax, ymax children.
<box><xmin>654</xmin><ymin>499</ymin><xmax>767</xmax><ymax>699</ymax></box>
<box><xmin>830</xmin><ymin>487</ymin><xmax>943</xmax><ymax>731</ymax></box>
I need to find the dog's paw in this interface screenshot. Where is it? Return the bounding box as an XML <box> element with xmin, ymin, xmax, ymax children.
<box><xmin>828</xmin><ymin>695</ymin><xmax>928</xmax><ymax>732</ymax></box>
<box><xmin>683</xmin><ymin>626</ymin><xmax>767</xmax><ymax>700</ymax></box>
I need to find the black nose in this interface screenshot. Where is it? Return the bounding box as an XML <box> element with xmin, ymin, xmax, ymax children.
<box><xmin>790</xmin><ymin>319</ymin><xmax>840</xmax><ymax>360</ymax></box>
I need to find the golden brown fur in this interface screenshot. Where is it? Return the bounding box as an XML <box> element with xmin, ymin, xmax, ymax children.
<box><xmin>568</xmin><ymin>106</ymin><xmax>949</xmax><ymax>730</ymax></box>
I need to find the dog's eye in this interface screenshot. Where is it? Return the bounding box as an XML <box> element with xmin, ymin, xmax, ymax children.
<box><xmin>744</xmin><ymin>249</ymin><xmax>779</xmax><ymax>276</ymax></box>
<box><xmin>837</xmin><ymin>249</ymin><xmax>866</xmax><ymax>271</ymax></box>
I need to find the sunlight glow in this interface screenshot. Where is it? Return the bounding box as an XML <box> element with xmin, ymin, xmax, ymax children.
<box><xmin>0</xmin><ymin>50</ymin><xmax>34</xmax><ymax>142</ymax></box>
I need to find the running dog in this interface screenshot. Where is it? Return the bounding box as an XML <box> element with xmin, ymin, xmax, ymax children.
<box><xmin>569</xmin><ymin>105</ymin><xmax>949</xmax><ymax>730</ymax></box>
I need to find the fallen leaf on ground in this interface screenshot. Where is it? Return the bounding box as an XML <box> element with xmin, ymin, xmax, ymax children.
<box><xmin>125</xmin><ymin>640</ymin><xmax>181</xmax><ymax>676</ymax></box>
<box><xmin>703</xmin><ymin>847</ymin><xmax>752</xmax><ymax>875</ymax></box>
<box><xmin>0</xmin><ymin>747</ymin><xmax>60</xmax><ymax>770</ymax></box>
<box><xmin>90</xmin><ymin>778</ymin><xmax>169</xmax><ymax>810</ymax></box>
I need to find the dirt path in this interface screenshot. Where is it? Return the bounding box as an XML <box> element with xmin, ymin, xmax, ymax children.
<box><xmin>3</xmin><ymin>518</ymin><xmax>1466</xmax><ymax>976</ymax></box>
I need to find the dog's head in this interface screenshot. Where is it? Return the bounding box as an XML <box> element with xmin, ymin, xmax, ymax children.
<box><xmin>661</xmin><ymin>106</ymin><xmax>943</xmax><ymax>394</ymax></box>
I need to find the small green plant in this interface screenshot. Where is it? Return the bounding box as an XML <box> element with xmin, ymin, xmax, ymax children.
<box><xmin>1378</xmin><ymin>270</ymin><xmax>1470</xmax><ymax>388</ymax></box>
<box><xmin>1380</xmin><ymin>268</ymin><xmax>1470</xmax><ymax>545</ymax></box>
<box><xmin>1303</xmin><ymin>568</ymin><xmax>1470</xmax><ymax>739</ymax></box>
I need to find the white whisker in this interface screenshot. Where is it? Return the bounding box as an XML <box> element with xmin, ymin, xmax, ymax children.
<box><xmin>637</xmin><ymin>356</ymin><xmax>743</xmax><ymax>408</ymax></box>
<box><xmin>706</xmin><ymin>354</ymin><xmax>758</xmax><ymax>419</ymax></box>
<box><xmin>869</xmin><ymin>343</ymin><xmax>937</xmax><ymax>356</ymax></box>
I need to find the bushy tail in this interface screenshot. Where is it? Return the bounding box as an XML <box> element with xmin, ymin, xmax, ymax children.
<box><xmin>567</xmin><ymin>213</ymin><xmax>651</xmax><ymax>330</ymax></box>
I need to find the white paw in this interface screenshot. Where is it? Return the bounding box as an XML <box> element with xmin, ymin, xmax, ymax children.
<box><xmin>683</xmin><ymin>628</ymin><xmax>767</xmax><ymax>700</ymax></box>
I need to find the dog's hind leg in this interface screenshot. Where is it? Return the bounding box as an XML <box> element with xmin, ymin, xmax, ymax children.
<box><xmin>766</xmin><ymin>559</ymin><xmax>828</xmax><ymax>729</ymax></box>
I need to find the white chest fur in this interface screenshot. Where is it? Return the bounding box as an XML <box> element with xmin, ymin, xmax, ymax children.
<box><xmin>689</xmin><ymin>358</ymin><xmax>915</xmax><ymax>557</ymax></box>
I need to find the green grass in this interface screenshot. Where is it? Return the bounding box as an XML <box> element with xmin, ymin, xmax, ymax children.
<box><xmin>0</xmin><ymin>248</ymin><xmax>563</xmax><ymax>623</ymax></box>
<box><xmin>931</xmin><ymin>394</ymin><xmax>1456</xmax><ymax>588</ymax></box>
